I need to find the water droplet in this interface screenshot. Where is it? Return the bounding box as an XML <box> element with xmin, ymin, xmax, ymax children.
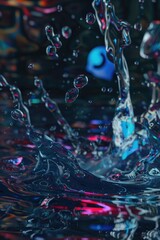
<box><xmin>62</xmin><ymin>26</ymin><xmax>72</xmax><ymax>39</ymax></box>
<box><xmin>11</xmin><ymin>109</ymin><xmax>24</xmax><ymax>121</ymax></box>
<box><xmin>45</xmin><ymin>25</ymin><xmax>54</xmax><ymax>41</ymax></box>
<box><xmin>86</xmin><ymin>12</ymin><xmax>96</xmax><ymax>25</ymax></box>
<box><xmin>28</xmin><ymin>63</ymin><xmax>34</xmax><ymax>70</ymax></box>
<box><xmin>73</xmin><ymin>75</ymin><xmax>88</xmax><ymax>89</ymax></box>
<box><xmin>107</xmin><ymin>88</ymin><xmax>113</xmax><ymax>93</ymax></box>
<box><xmin>73</xmin><ymin>50</ymin><xmax>79</xmax><ymax>58</ymax></box>
<box><xmin>57</xmin><ymin>5</ymin><xmax>63</xmax><ymax>12</ymax></box>
<box><xmin>65</xmin><ymin>88</ymin><xmax>79</xmax><ymax>103</ymax></box>
<box><xmin>134</xmin><ymin>22</ymin><xmax>142</xmax><ymax>31</ymax></box>
<box><xmin>46</xmin><ymin>45</ymin><xmax>57</xmax><ymax>57</ymax></box>
<box><xmin>34</xmin><ymin>77</ymin><xmax>43</xmax><ymax>89</ymax></box>
<box><xmin>101</xmin><ymin>87</ymin><xmax>106</xmax><ymax>92</ymax></box>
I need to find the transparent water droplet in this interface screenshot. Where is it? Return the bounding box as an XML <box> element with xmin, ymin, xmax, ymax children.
<box><xmin>134</xmin><ymin>22</ymin><xmax>142</xmax><ymax>31</ymax></box>
<box><xmin>62</xmin><ymin>26</ymin><xmax>72</xmax><ymax>39</ymax></box>
<box><xmin>101</xmin><ymin>87</ymin><xmax>106</xmax><ymax>92</ymax></box>
<box><xmin>73</xmin><ymin>75</ymin><xmax>88</xmax><ymax>89</ymax></box>
<box><xmin>86</xmin><ymin>12</ymin><xmax>96</xmax><ymax>25</ymax></box>
<box><xmin>134</xmin><ymin>61</ymin><xmax>140</xmax><ymax>65</ymax></box>
<box><xmin>46</xmin><ymin>45</ymin><xmax>57</xmax><ymax>57</ymax></box>
<box><xmin>57</xmin><ymin>5</ymin><xmax>63</xmax><ymax>12</ymax></box>
<box><xmin>107</xmin><ymin>87</ymin><xmax>113</xmax><ymax>93</ymax></box>
<box><xmin>65</xmin><ymin>88</ymin><xmax>79</xmax><ymax>103</ymax></box>
<box><xmin>28</xmin><ymin>63</ymin><xmax>34</xmax><ymax>70</ymax></box>
<box><xmin>11</xmin><ymin>109</ymin><xmax>24</xmax><ymax>121</ymax></box>
<box><xmin>34</xmin><ymin>76</ymin><xmax>42</xmax><ymax>89</ymax></box>
<box><xmin>73</xmin><ymin>50</ymin><xmax>79</xmax><ymax>58</ymax></box>
<box><xmin>45</xmin><ymin>25</ymin><xmax>54</xmax><ymax>41</ymax></box>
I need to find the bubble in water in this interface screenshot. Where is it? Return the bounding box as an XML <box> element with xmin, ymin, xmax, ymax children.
<box><xmin>101</xmin><ymin>87</ymin><xmax>106</xmax><ymax>92</ymax></box>
<box><xmin>86</xmin><ymin>12</ymin><xmax>96</xmax><ymax>25</ymax></box>
<box><xmin>65</xmin><ymin>88</ymin><xmax>79</xmax><ymax>103</ymax></box>
<box><xmin>73</xmin><ymin>50</ymin><xmax>79</xmax><ymax>58</ymax></box>
<box><xmin>73</xmin><ymin>75</ymin><xmax>88</xmax><ymax>89</ymax></box>
<box><xmin>134</xmin><ymin>22</ymin><xmax>142</xmax><ymax>31</ymax></box>
<box><xmin>46</xmin><ymin>45</ymin><xmax>57</xmax><ymax>57</ymax></box>
<box><xmin>11</xmin><ymin>109</ymin><xmax>24</xmax><ymax>121</ymax></box>
<box><xmin>62</xmin><ymin>26</ymin><xmax>72</xmax><ymax>39</ymax></box>
<box><xmin>45</xmin><ymin>25</ymin><xmax>54</xmax><ymax>41</ymax></box>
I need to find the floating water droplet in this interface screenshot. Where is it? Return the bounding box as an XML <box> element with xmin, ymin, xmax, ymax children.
<box><xmin>134</xmin><ymin>61</ymin><xmax>140</xmax><ymax>65</ymax></box>
<box><xmin>62</xmin><ymin>26</ymin><xmax>72</xmax><ymax>39</ymax></box>
<box><xmin>73</xmin><ymin>75</ymin><xmax>88</xmax><ymax>89</ymax></box>
<box><xmin>28</xmin><ymin>63</ymin><xmax>34</xmax><ymax>70</ymax></box>
<box><xmin>86</xmin><ymin>12</ymin><xmax>96</xmax><ymax>25</ymax></box>
<box><xmin>46</xmin><ymin>45</ymin><xmax>57</xmax><ymax>57</ymax></box>
<box><xmin>34</xmin><ymin>77</ymin><xmax>42</xmax><ymax>89</ymax></box>
<box><xmin>52</xmin><ymin>35</ymin><xmax>62</xmax><ymax>49</ymax></box>
<box><xmin>107</xmin><ymin>87</ymin><xmax>113</xmax><ymax>93</ymax></box>
<box><xmin>134</xmin><ymin>22</ymin><xmax>142</xmax><ymax>31</ymax></box>
<box><xmin>45</xmin><ymin>98</ymin><xmax>57</xmax><ymax>112</ymax></box>
<box><xmin>73</xmin><ymin>50</ymin><xmax>79</xmax><ymax>58</ymax></box>
<box><xmin>11</xmin><ymin>109</ymin><xmax>24</xmax><ymax>121</ymax></box>
<box><xmin>101</xmin><ymin>87</ymin><xmax>106</xmax><ymax>92</ymax></box>
<box><xmin>65</xmin><ymin>88</ymin><xmax>79</xmax><ymax>103</ymax></box>
<box><xmin>57</xmin><ymin>5</ymin><xmax>63</xmax><ymax>12</ymax></box>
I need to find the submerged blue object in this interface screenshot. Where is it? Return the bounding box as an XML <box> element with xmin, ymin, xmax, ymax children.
<box><xmin>86</xmin><ymin>46</ymin><xmax>115</xmax><ymax>80</ymax></box>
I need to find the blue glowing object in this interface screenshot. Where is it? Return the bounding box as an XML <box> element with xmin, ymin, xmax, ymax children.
<box><xmin>86</xmin><ymin>46</ymin><xmax>115</xmax><ymax>81</ymax></box>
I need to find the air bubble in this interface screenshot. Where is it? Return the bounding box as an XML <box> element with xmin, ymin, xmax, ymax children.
<box><xmin>11</xmin><ymin>109</ymin><xmax>24</xmax><ymax>121</ymax></box>
<box><xmin>57</xmin><ymin>5</ymin><xmax>63</xmax><ymax>12</ymax></box>
<box><xmin>28</xmin><ymin>63</ymin><xmax>34</xmax><ymax>70</ymax></box>
<box><xmin>107</xmin><ymin>88</ymin><xmax>113</xmax><ymax>93</ymax></box>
